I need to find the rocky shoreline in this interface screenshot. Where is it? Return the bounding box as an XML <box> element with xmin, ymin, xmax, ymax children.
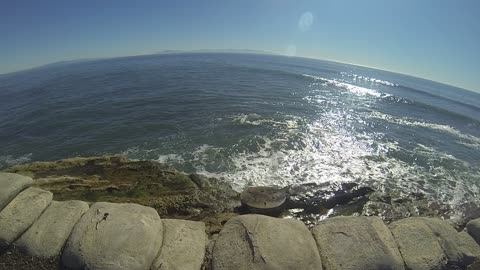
<box><xmin>3</xmin><ymin>155</ymin><xmax>477</xmax><ymax>230</ymax></box>
<box><xmin>1</xmin><ymin>155</ymin><xmax>480</xmax><ymax>269</ymax></box>
<box><xmin>3</xmin><ymin>156</ymin><xmax>239</xmax><ymax>236</ymax></box>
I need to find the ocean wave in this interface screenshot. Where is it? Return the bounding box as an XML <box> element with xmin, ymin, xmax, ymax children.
<box><xmin>179</xmin><ymin>117</ymin><xmax>480</xmax><ymax>207</ymax></box>
<box><xmin>303</xmin><ymin>74</ymin><xmax>389</xmax><ymax>98</ymax></box>
<box><xmin>0</xmin><ymin>153</ymin><xmax>33</xmax><ymax>168</ymax></box>
<box><xmin>340</xmin><ymin>72</ymin><xmax>399</xmax><ymax>87</ymax></box>
<box><xmin>232</xmin><ymin>113</ymin><xmax>299</xmax><ymax>129</ymax></box>
<box><xmin>119</xmin><ymin>113</ymin><xmax>480</xmax><ymax>207</ymax></box>
<box><xmin>157</xmin><ymin>154</ymin><xmax>185</xmax><ymax>164</ymax></box>
<box><xmin>368</xmin><ymin>112</ymin><xmax>480</xmax><ymax>148</ymax></box>
<box><xmin>189</xmin><ymin>112</ymin><xmax>388</xmax><ymax>190</ymax></box>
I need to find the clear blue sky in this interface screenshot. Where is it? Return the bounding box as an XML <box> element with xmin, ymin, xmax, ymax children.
<box><xmin>1</xmin><ymin>0</ymin><xmax>479</xmax><ymax>92</ymax></box>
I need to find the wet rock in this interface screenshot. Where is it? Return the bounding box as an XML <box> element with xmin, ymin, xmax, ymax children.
<box><xmin>389</xmin><ymin>218</ymin><xmax>447</xmax><ymax>270</ymax></box>
<box><xmin>282</xmin><ymin>182</ymin><xmax>373</xmax><ymax>228</ymax></box>
<box><xmin>240</xmin><ymin>186</ymin><xmax>287</xmax><ymax>215</ymax></box>
<box><xmin>15</xmin><ymin>200</ymin><xmax>89</xmax><ymax>258</ymax></box>
<box><xmin>212</xmin><ymin>214</ymin><xmax>322</xmax><ymax>270</ymax></box>
<box><xmin>451</xmin><ymin>202</ymin><xmax>480</xmax><ymax>228</ymax></box>
<box><xmin>0</xmin><ymin>187</ymin><xmax>53</xmax><ymax>249</ymax></box>
<box><xmin>0</xmin><ymin>172</ymin><xmax>33</xmax><ymax>211</ymax></box>
<box><xmin>151</xmin><ymin>219</ymin><xmax>207</xmax><ymax>270</ymax></box>
<box><xmin>467</xmin><ymin>258</ymin><xmax>480</xmax><ymax>270</ymax></box>
<box><xmin>467</xmin><ymin>218</ymin><xmax>480</xmax><ymax>244</ymax></box>
<box><xmin>62</xmin><ymin>202</ymin><xmax>163</xmax><ymax>270</ymax></box>
<box><xmin>286</xmin><ymin>182</ymin><xmax>372</xmax><ymax>210</ymax></box>
<box><xmin>362</xmin><ymin>192</ymin><xmax>451</xmax><ymax>223</ymax></box>
<box><xmin>311</xmin><ymin>216</ymin><xmax>404</xmax><ymax>270</ymax></box>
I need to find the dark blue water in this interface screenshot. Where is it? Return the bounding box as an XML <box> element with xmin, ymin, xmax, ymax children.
<box><xmin>1</xmin><ymin>53</ymin><xmax>479</xmax><ymax>207</ymax></box>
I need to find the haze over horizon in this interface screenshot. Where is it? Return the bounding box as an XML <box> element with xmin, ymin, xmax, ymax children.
<box><xmin>1</xmin><ymin>0</ymin><xmax>479</xmax><ymax>92</ymax></box>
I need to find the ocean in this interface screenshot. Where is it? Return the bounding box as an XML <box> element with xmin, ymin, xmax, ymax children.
<box><xmin>1</xmin><ymin>53</ymin><xmax>479</xmax><ymax>207</ymax></box>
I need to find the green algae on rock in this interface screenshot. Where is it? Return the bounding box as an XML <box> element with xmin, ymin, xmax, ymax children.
<box><xmin>5</xmin><ymin>156</ymin><xmax>240</xmax><ymax>235</ymax></box>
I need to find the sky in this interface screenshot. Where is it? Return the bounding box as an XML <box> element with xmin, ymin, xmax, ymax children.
<box><xmin>1</xmin><ymin>0</ymin><xmax>479</xmax><ymax>92</ymax></box>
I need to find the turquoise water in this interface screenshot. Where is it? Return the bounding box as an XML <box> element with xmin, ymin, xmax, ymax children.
<box><xmin>1</xmin><ymin>53</ymin><xmax>479</xmax><ymax>207</ymax></box>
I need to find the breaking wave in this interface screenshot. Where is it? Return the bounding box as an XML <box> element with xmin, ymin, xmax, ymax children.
<box><xmin>368</xmin><ymin>111</ymin><xmax>480</xmax><ymax>148</ymax></box>
<box><xmin>302</xmin><ymin>74</ymin><xmax>390</xmax><ymax>98</ymax></box>
<box><xmin>340</xmin><ymin>72</ymin><xmax>399</xmax><ymax>87</ymax></box>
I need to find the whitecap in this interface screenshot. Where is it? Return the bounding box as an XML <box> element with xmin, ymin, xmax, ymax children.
<box><xmin>340</xmin><ymin>72</ymin><xmax>399</xmax><ymax>87</ymax></box>
<box><xmin>368</xmin><ymin>112</ymin><xmax>480</xmax><ymax>148</ymax></box>
<box><xmin>302</xmin><ymin>74</ymin><xmax>389</xmax><ymax>98</ymax></box>
<box><xmin>157</xmin><ymin>154</ymin><xmax>185</xmax><ymax>164</ymax></box>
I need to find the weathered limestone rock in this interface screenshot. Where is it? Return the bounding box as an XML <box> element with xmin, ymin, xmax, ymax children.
<box><xmin>151</xmin><ymin>219</ymin><xmax>207</xmax><ymax>270</ymax></box>
<box><xmin>212</xmin><ymin>214</ymin><xmax>322</xmax><ymax>270</ymax></box>
<box><xmin>0</xmin><ymin>172</ymin><xmax>33</xmax><ymax>211</ymax></box>
<box><xmin>312</xmin><ymin>216</ymin><xmax>404</xmax><ymax>270</ymax></box>
<box><xmin>420</xmin><ymin>218</ymin><xmax>480</xmax><ymax>267</ymax></box>
<box><xmin>0</xmin><ymin>187</ymin><xmax>52</xmax><ymax>249</ymax></box>
<box><xmin>389</xmin><ymin>218</ymin><xmax>447</xmax><ymax>270</ymax></box>
<box><xmin>62</xmin><ymin>202</ymin><xmax>163</xmax><ymax>270</ymax></box>
<box><xmin>467</xmin><ymin>218</ymin><xmax>480</xmax><ymax>244</ymax></box>
<box><xmin>15</xmin><ymin>200</ymin><xmax>89</xmax><ymax>258</ymax></box>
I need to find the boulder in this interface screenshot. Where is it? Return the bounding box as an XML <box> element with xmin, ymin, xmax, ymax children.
<box><xmin>389</xmin><ymin>218</ymin><xmax>447</xmax><ymax>270</ymax></box>
<box><xmin>212</xmin><ymin>214</ymin><xmax>322</xmax><ymax>270</ymax></box>
<box><xmin>151</xmin><ymin>219</ymin><xmax>207</xmax><ymax>270</ymax></box>
<box><xmin>0</xmin><ymin>187</ymin><xmax>52</xmax><ymax>249</ymax></box>
<box><xmin>467</xmin><ymin>218</ymin><xmax>480</xmax><ymax>244</ymax></box>
<box><xmin>0</xmin><ymin>172</ymin><xmax>33</xmax><ymax>212</ymax></box>
<box><xmin>420</xmin><ymin>218</ymin><xmax>480</xmax><ymax>267</ymax></box>
<box><xmin>390</xmin><ymin>217</ymin><xmax>480</xmax><ymax>269</ymax></box>
<box><xmin>16</xmin><ymin>200</ymin><xmax>89</xmax><ymax>258</ymax></box>
<box><xmin>61</xmin><ymin>202</ymin><xmax>163</xmax><ymax>270</ymax></box>
<box><xmin>311</xmin><ymin>216</ymin><xmax>404</xmax><ymax>270</ymax></box>
<box><xmin>459</xmin><ymin>232</ymin><xmax>480</xmax><ymax>259</ymax></box>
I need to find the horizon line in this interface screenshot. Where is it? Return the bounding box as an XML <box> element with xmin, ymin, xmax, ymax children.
<box><xmin>1</xmin><ymin>49</ymin><xmax>478</xmax><ymax>94</ymax></box>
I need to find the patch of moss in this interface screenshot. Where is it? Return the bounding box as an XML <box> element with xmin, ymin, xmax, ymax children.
<box><xmin>4</xmin><ymin>156</ymin><xmax>240</xmax><ymax>227</ymax></box>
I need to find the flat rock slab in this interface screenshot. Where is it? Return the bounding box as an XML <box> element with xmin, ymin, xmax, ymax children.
<box><xmin>0</xmin><ymin>172</ymin><xmax>33</xmax><ymax>212</ymax></box>
<box><xmin>467</xmin><ymin>218</ymin><xmax>480</xmax><ymax>245</ymax></box>
<box><xmin>62</xmin><ymin>202</ymin><xmax>163</xmax><ymax>270</ymax></box>
<box><xmin>312</xmin><ymin>216</ymin><xmax>404</xmax><ymax>270</ymax></box>
<box><xmin>16</xmin><ymin>200</ymin><xmax>89</xmax><ymax>258</ymax></box>
<box><xmin>240</xmin><ymin>186</ymin><xmax>286</xmax><ymax>209</ymax></box>
<box><xmin>212</xmin><ymin>214</ymin><xmax>322</xmax><ymax>270</ymax></box>
<box><xmin>0</xmin><ymin>187</ymin><xmax>52</xmax><ymax>249</ymax></box>
<box><xmin>389</xmin><ymin>218</ymin><xmax>447</xmax><ymax>270</ymax></box>
<box><xmin>152</xmin><ymin>219</ymin><xmax>207</xmax><ymax>270</ymax></box>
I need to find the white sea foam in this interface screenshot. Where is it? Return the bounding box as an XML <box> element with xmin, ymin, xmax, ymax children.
<box><xmin>182</xmin><ymin>112</ymin><xmax>480</xmax><ymax>207</ymax></box>
<box><xmin>121</xmin><ymin>98</ymin><xmax>479</xmax><ymax>209</ymax></box>
<box><xmin>0</xmin><ymin>153</ymin><xmax>33</xmax><ymax>167</ymax></box>
<box><xmin>191</xmin><ymin>112</ymin><xmax>386</xmax><ymax>190</ymax></box>
<box><xmin>157</xmin><ymin>154</ymin><xmax>185</xmax><ymax>164</ymax></box>
<box><xmin>340</xmin><ymin>72</ymin><xmax>399</xmax><ymax>87</ymax></box>
<box><xmin>122</xmin><ymin>111</ymin><xmax>480</xmax><ymax>207</ymax></box>
<box><xmin>302</xmin><ymin>74</ymin><xmax>389</xmax><ymax>98</ymax></box>
<box><xmin>369</xmin><ymin>111</ymin><xmax>480</xmax><ymax>149</ymax></box>
<box><xmin>232</xmin><ymin>113</ymin><xmax>299</xmax><ymax>129</ymax></box>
